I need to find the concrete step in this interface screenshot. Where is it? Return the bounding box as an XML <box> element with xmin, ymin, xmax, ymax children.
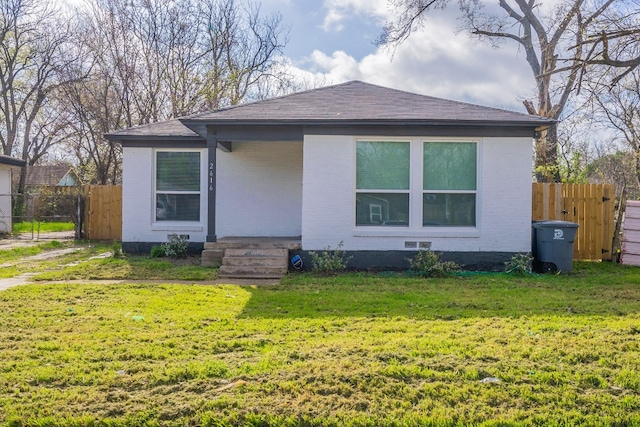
<box><xmin>218</xmin><ymin>265</ymin><xmax>288</xmax><ymax>278</ymax></box>
<box><xmin>204</xmin><ymin>238</ymin><xmax>301</xmax><ymax>251</ymax></box>
<box><xmin>204</xmin><ymin>243</ymin><xmax>291</xmax><ymax>279</ymax></box>
<box><xmin>223</xmin><ymin>256</ymin><xmax>287</xmax><ymax>267</ymax></box>
<box><xmin>201</xmin><ymin>249</ymin><xmax>223</xmax><ymax>268</ymax></box>
<box><xmin>224</xmin><ymin>248</ymin><xmax>288</xmax><ymax>258</ymax></box>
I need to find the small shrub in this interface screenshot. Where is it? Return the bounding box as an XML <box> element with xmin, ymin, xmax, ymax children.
<box><xmin>112</xmin><ymin>241</ymin><xmax>123</xmax><ymax>259</ymax></box>
<box><xmin>162</xmin><ymin>234</ymin><xmax>189</xmax><ymax>259</ymax></box>
<box><xmin>309</xmin><ymin>241</ymin><xmax>352</xmax><ymax>274</ymax></box>
<box><xmin>409</xmin><ymin>249</ymin><xmax>460</xmax><ymax>278</ymax></box>
<box><xmin>150</xmin><ymin>245</ymin><xmax>165</xmax><ymax>258</ymax></box>
<box><xmin>505</xmin><ymin>252</ymin><xmax>533</xmax><ymax>275</ymax></box>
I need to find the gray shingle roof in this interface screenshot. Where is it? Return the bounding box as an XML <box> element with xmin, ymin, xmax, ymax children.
<box><xmin>182</xmin><ymin>80</ymin><xmax>553</xmax><ymax>125</ymax></box>
<box><xmin>106</xmin><ymin>81</ymin><xmax>555</xmax><ymax>140</ymax></box>
<box><xmin>105</xmin><ymin>118</ymin><xmax>201</xmax><ymax>139</ymax></box>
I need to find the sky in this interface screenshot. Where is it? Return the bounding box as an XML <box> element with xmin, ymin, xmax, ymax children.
<box><xmin>60</xmin><ymin>0</ymin><xmax>539</xmax><ymax>114</ymax></box>
<box><xmin>258</xmin><ymin>0</ymin><xmax>537</xmax><ymax>113</ymax></box>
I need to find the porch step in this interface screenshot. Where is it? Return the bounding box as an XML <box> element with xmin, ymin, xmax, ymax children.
<box><xmin>217</xmin><ymin>247</ymin><xmax>289</xmax><ymax>279</ymax></box>
<box><xmin>224</xmin><ymin>248</ymin><xmax>288</xmax><ymax>258</ymax></box>
<box><xmin>223</xmin><ymin>256</ymin><xmax>287</xmax><ymax>267</ymax></box>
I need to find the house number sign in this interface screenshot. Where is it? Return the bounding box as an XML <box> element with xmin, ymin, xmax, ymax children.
<box><xmin>209</xmin><ymin>162</ymin><xmax>215</xmax><ymax>192</ymax></box>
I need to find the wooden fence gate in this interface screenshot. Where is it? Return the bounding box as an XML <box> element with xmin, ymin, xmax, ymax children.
<box><xmin>532</xmin><ymin>183</ymin><xmax>615</xmax><ymax>260</ymax></box>
<box><xmin>84</xmin><ymin>185</ymin><xmax>122</xmax><ymax>240</ymax></box>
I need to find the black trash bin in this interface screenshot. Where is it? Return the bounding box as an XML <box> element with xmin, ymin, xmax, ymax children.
<box><xmin>531</xmin><ymin>220</ymin><xmax>579</xmax><ymax>273</ymax></box>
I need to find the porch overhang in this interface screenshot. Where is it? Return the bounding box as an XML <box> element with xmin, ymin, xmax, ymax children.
<box><xmin>177</xmin><ymin>119</ymin><xmax>554</xmax><ymax>147</ymax></box>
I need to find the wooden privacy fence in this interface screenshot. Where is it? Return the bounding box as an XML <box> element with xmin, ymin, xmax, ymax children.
<box><xmin>84</xmin><ymin>185</ymin><xmax>122</xmax><ymax>240</ymax></box>
<box><xmin>532</xmin><ymin>183</ymin><xmax>615</xmax><ymax>260</ymax></box>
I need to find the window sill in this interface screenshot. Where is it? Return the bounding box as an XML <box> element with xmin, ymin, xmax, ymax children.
<box><xmin>352</xmin><ymin>227</ymin><xmax>480</xmax><ymax>238</ymax></box>
<box><xmin>151</xmin><ymin>224</ymin><xmax>204</xmax><ymax>232</ymax></box>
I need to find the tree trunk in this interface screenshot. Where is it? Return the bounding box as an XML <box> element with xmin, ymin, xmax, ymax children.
<box><xmin>534</xmin><ymin>124</ymin><xmax>561</xmax><ymax>182</ymax></box>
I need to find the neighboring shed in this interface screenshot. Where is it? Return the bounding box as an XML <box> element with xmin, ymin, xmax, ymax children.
<box><xmin>0</xmin><ymin>155</ymin><xmax>27</xmax><ymax>233</ymax></box>
<box><xmin>12</xmin><ymin>165</ymin><xmax>79</xmax><ymax>192</ymax></box>
<box><xmin>106</xmin><ymin>80</ymin><xmax>555</xmax><ymax>273</ymax></box>
<box><xmin>621</xmin><ymin>200</ymin><xmax>640</xmax><ymax>266</ymax></box>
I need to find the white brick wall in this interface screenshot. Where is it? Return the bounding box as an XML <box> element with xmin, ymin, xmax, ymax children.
<box><xmin>301</xmin><ymin>135</ymin><xmax>533</xmax><ymax>252</ymax></box>
<box><xmin>123</xmin><ymin>135</ymin><xmax>531</xmax><ymax>252</ymax></box>
<box><xmin>0</xmin><ymin>167</ymin><xmax>12</xmax><ymax>232</ymax></box>
<box><xmin>217</xmin><ymin>141</ymin><xmax>302</xmax><ymax>237</ymax></box>
<box><xmin>122</xmin><ymin>142</ymin><xmax>302</xmax><ymax>243</ymax></box>
<box><xmin>122</xmin><ymin>146</ymin><xmax>208</xmax><ymax>243</ymax></box>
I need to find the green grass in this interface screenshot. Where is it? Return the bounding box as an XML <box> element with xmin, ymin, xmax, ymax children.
<box><xmin>0</xmin><ymin>240</ymin><xmax>65</xmax><ymax>263</ymax></box>
<box><xmin>0</xmin><ymin>241</ymin><xmax>217</xmax><ymax>281</ymax></box>
<box><xmin>12</xmin><ymin>221</ymin><xmax>75</xmax><ymax>233</ymax></box>
<box><xmin>33</xmin><ymin>254</ymin><xmax>218</xmax><ymax>281</ymax></box>
<box><xmin>1</xmin><ymin>262</ymin><xmax>640</xmax><ymax>426</ymax></box>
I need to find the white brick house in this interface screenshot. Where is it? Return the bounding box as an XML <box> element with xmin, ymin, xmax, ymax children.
<box><xmin>0</xmin><ymin>155</ymin><xmax>26</xmax><ymax>233</ymax></box>
<box><xmin>106</xmin><ymin>81</ymin><xmax>554</xmax><ymax>270</ymax></box>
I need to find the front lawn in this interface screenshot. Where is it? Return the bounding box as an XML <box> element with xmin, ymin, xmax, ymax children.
<box><xmin>32</xmin><ymin>254</ymin><xmax>218</xmax><ymax>281</ymax></box>
<box><xmin>12</xmin><ymin>221</ymin><xmax>75</xmax><ymax>233</ymax></box>
<box><xmin>0</xmin><ymin>241</ymin><xmax>217</xmax><ymax>281</ymax></box>
<box><xmin>1</xmin><ymin>263</ymin><xmax>640</xmax><ymax>426</ymax></box>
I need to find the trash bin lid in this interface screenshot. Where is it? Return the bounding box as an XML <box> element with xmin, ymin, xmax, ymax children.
<box><xmin>532</xmin><ymin>220</ymin><xmax>579</xmax><ymax>229</ymax></box>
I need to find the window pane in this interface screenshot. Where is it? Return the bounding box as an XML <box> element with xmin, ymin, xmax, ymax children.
<box><xmin>423</xmin><ymin>142</ymin><xmax>476</xmax><ymax>190</ymax></box>
<box><xmin>356</xmin><ymin>193</ymin><xmax>409</xmax><ymax>226</ymax></box>
<box><xmin>357</xmin><ymin>141</ymin><xmax>410</xmax><ymax>190</ymax></box>
<box><xmin>157</xmin><ymin>152</ymin><xmax>200</xmax><ymax>191</ymax></box>
<box><xmin>423</xmin><ymin>193</ymin><xmax>475</xmax><ymax>226</ymax></box>
<box><xmin>156</xmin><ymin>194</ymin><xmax>200</xmax><ymax>221</ymax></box>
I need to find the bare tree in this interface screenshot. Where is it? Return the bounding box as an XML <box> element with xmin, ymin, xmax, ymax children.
<box><xmin>588</xmin><ymin>70</ymin><xmax>640</xmax><ymax>188</ymax></box>
<box><xmin>555</xmin><ymin>110</ymin><xmax>597</xmax><ymax>183</ymax></box>
<box><xmin>379</xmin><ymin>0</ymin><xmax>639</xmax><ymax>181</ymax></box>
<box><xmin>200</xmin><ymin>0</ymin><xmax>288</xmax><ymax>108</ymax></box>
<box><xmin>59</xmin><ymin>0</ymin><xmax>289</xmax><ymax>184</ymax></box>
<box><xmin>0</xmin><ymin>0</ymin><xmax>83</xmax><ymax>191</ymax></box>
<box><xmin>59</xmin><ymin>71</ymin><xmax>124</xmax><ymax>185</ymax></box>
<box><xmin>578</xmin><ymin>0</ymin><xmax>640</xmax><ymax>86</ymax></box>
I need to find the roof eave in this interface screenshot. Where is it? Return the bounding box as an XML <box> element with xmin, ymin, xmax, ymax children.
<box><xmin>104</xmin><ymin>134</ymin><xmax>205</xmax><ymax>143</ymax></box>
<box><xmin>0</xmin><ymin>156</ymin><xmax>27</xmax><ymax>167</ymax></box>
<box><xmin>181</xmin><ymin>118</ymin><xmax>556</xmax><ymax>128</ymax></box>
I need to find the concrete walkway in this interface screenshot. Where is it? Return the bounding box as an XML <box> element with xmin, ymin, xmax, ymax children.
<box><xmin>0</xmin><ymin>230</ymin><xmax>75</xmax><ymax>249</ymax></box>
<box><xmin>0</xmin><ymin>246</ymin><xmax>101</xmax><ymax>291</ymax></box>
<box><xmin>0</xmin><ymin>275</ymin><xmax>35</xmax><ymax>291</ymax></box>
<box><xmin>0</xmin><ymin>240</ymin><xmax>279</xmax><ymax>291</ymax></box>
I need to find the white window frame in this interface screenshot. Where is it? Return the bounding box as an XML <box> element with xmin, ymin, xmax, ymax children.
<box><xmin>422</xmin><ymin>140</ymin><xmax>478</xmax><ymax>228</ymax></box>
<box><xmin>354</xmin><ymin>139</ymin><xmax>411</xmax><ymax>227</ymax></box>
<box><xmin>153</xmin><ymin>149</ymin><xmax>203</xmax><ymax>224</ymax></box>
<box><xmin>353</xmin><ymin>137</ymin><xmax>481</xmax><ymax>236</ymax></box>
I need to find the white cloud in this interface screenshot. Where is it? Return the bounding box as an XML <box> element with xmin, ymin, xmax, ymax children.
<box><xmin>307</xmin><ymin>0</ymin><xmax>537</xmax><ymax>110</ymax></box>
<box><xmin>308</xmin><ymin>50</ymin><xmax>363</xmax><ymax>81</ymax></box>
<box><xmin>321</xmin><ymin>0</ymin><xmax>389</xmax><ymax>32</ymax></box>
<box><xmin>290</xmin><ymin>19</ymin><xmax>536</xmax><ymax>111</ymax></box>
<box><xmin>321</xmin><ymin>9</ymin><xmax>346</xmax><ymax>32</ymax></box>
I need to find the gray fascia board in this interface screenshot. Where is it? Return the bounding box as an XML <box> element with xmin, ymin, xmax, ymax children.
<box><xmin>206</xmin><ymin>124</ymin><xmax>304</xmax><ymax>142</ymax></box>
<box><xmin>303</xmin><ymin>125</ymin><xmax>542</xmax><ymax>138</ymax></box>
<box><xmin>186</xmin><ymin>120</ymin><xmax>552</xmax><ymax>141</ymax></box>
<box><xmin>183</xmin><ymin>117</ymin><xmax>555</xmax><ymax>128</ymax></box>
<box><xmin>0</xmin><ymin>156</ymin><xmax>26</xmax><ymax>167</ymax></box>
<box><xmin>108</xmin><ymin>135</ymin><xmax>206</xmax><ymax>148</ymax></box>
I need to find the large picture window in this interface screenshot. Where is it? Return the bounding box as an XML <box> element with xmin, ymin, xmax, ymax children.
<box><xmin>155</xmin><ymin>151</ymin><xmax>201</xmax><ymax>222</ymax></box>
<box><xmin>356</xmin><ymin>141</ymin><xmax>410</xmax><ymax>226</ymax></box>
<box><xmin>423</xmin><ymin>142</ymin><xmax>476</xmax><ymax>226</ymax></box>
<box><xmin>355</xmin><ymin>139</ymin><xmax>477</xmax><ymax>229</ymax></box>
